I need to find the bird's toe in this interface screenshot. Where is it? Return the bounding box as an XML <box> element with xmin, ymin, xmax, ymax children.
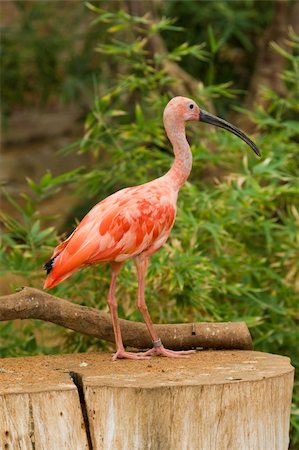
<box><xmin>142</xmin><ymin>346</ymin><xmax>196</xmax><ymax>358</ymax></box>
<box><xmin>112</xmin><ymin>349</ymin><xmax>151</xmax><ymax>361</ymax></box>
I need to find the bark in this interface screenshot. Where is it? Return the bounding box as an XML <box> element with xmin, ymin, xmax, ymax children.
<box><xmin>0</xmin><ymin>287</ymin><xmax>253</xmax><ymax>350</ymax></box>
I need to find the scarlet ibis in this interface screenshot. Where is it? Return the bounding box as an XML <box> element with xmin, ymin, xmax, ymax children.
<box><xmin>44</xmin><ymin>96</ymin><xmax>260</xmax><ymax>360</ymax></box>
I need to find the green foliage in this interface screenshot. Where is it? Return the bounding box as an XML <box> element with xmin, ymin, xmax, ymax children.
<box><xmin>1</xmin><ymin>5</ymin><xmax>299</xmax><ymax>447</ymax></box>
<box><xmin>163</xmin><ymin>0</ymin><xmax>273</xmax><ymax>86</ymax></box>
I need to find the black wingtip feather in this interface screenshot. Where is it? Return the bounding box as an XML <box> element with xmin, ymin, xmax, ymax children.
<box><xmin>44</xmin><ymin>257</ymin><xmax>56</xmax><ymax>275</ymax></box>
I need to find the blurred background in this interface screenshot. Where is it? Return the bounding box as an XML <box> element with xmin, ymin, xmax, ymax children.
<box><xmin>1</xmin><ymin>1</ymin><xmax>299</xmax><ymax>446</ymax></box>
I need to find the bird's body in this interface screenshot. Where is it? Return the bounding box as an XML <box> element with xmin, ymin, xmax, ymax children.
<box><xmin>44</xmin><ymin>96</ymin><xmax>260</xmax><ymax>360</ymax></box>
<box><xmin>44</xmin><ymin>176</ymin><xmax>178</xmax><ymax>289</ymax></box>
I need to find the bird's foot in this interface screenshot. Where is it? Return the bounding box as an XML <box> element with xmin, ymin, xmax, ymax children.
<box><xmin>142</xmin><ymin>345</ymin><xmax>195</xmax><ymax>358</ymax></box>
<box><xmin>112</xmin><ymin>349</ymin><xmax>151</xmax><ymax>361</ymax></box>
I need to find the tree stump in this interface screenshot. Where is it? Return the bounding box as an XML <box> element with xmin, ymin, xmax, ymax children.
<box><xmin>0</xmin><ymin>351</ymin><xmax>294</xmax><ymax>450</ymax></box>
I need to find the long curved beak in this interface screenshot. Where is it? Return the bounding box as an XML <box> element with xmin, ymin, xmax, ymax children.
<box><xmin>200</xmin><ymin>109</ymin><xmax>261</xmax><ymax>157</ymax></box>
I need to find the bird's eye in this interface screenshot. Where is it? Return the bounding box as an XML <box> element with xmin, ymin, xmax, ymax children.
<box><xmin>189</xmin><ymin>104</ymin><xmax>194</xmax><ymax>109</ymax></box>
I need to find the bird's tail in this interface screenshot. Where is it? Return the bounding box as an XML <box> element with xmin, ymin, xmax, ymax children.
<box><xmin>44</xmin><ymin>268</ymin><xmax>72</xmax><ymax>289</ymax></box>
<box><xmin>44</xmin><ymin>256</ymin><xmax>56</xmax><ymax>275</ymax></box>
<box><xmin>43</xmin><ymin>253</ymin><xmax>79</xmax><ymax>288</ymax></box>
<box><xmin>43</xmin><ymin>274</ymin><xmax>59</xmax><ymax>289</ymax></box>
<box><xmin>43</xmin><ymin>256</ymin><xmax>60</xmax><ymax>289</ymax></box>
<box><xmin>43</xmin><ymin>234</ymin><xmax>73</xmax><ymax>289</ymax></box>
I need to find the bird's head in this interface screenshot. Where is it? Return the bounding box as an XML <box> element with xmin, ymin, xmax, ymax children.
<box><xmin>164</xmin><ymin>96</ymin><xmax>200</xmax><ymax>123</ymax></box>
<box><xmin>164</xmin><ymin>96</ymin><xmax>260</xmax><ymax>157</ymax></box>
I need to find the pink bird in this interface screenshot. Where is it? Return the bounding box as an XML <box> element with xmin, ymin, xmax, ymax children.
<box><xmin>44</xmin><ymin>96</ymin><xmax>260</xmax><ymax>360</ymax></box>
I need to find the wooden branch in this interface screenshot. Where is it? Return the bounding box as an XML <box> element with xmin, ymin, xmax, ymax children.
<box><xmin>0</xmin><ymin>287</ymin><xmax>253</xmax><ymax>350</ymax></box>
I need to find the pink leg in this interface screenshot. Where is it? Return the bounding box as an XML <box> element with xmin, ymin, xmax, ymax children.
<box><xmin>108</xmin><ymin>262</ymin><xmax>150</xmax><ymax>361</ymax></box>
<box><xmin>134</xmin><ymin>255</ymin><xmax>195</xmax><ymax>358</ymax></box>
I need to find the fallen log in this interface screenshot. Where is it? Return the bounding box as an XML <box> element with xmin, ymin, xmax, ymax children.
<box><xmin>0</xmin><ymin>286</ymin><xmax>253</xmax><ymax>350</ymax></box>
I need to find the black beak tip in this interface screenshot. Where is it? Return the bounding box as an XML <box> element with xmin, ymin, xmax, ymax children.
<box><xmin>253</xmin><ymin>146</ymin><xmax>261</xmax><ymax>157</ymax></box>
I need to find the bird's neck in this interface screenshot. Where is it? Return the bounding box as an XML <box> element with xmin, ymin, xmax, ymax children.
<box><xmin>164</xmin><ymin>120</ymin><xmax>192</xmax><ymax>191</ymax></box>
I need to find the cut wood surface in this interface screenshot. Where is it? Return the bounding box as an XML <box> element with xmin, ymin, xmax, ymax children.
<box><xmin>0</xmin><ymin>287</ymin><xmax>253</xmax><ymax>350</ymax></box>
<box><xmin>0</xmin><ymin>351</ymin><xmax>294</xmax><ymax>450</ymax></box>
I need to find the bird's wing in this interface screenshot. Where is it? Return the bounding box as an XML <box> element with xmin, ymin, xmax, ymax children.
<box><xmin>45</xmin><ymin>184</ymin><xmax>176</xmax><ymax>286</ymax></box>
<box><xmin>117</xmin><ymin>196</ymin><xmax>176</xmax><ymax>260</ymax></box>
<box><xmin>46</xmin><ymin>189</ymin><xmax>130</xmax><ymax>280</ymax></box>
